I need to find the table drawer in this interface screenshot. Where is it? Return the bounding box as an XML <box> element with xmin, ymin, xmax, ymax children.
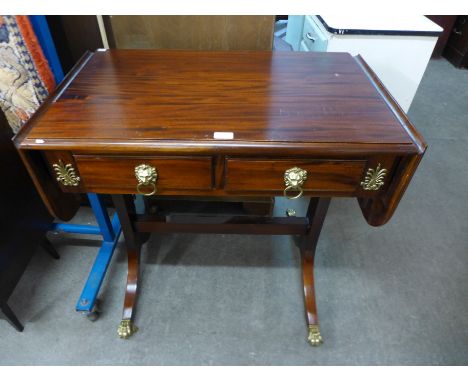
<box><xmin>225</xmin><ymin>159</ymin><xmax>366</xmax><ymax>194</ymax></box>
<box><xmin>74</xmin><ymin>155</ymin><xmax>213</xmax><ymax>194</ymax></box>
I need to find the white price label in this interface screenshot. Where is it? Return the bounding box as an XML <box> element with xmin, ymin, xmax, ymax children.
<box><xmin>213</xmin><ymin>132</ymin><xmax>234</xmax><ymax>140</ymax></box>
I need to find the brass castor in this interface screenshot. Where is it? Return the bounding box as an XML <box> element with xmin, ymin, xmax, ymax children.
<box><xmin>118</xmin><ymin>319</ymin><xmax>138</xmax><ymax>339</ymax></box>
<box><xmin>307</xmin><ymin>324</ymin><xmax>323</xmax><ymax>346</ymax></box>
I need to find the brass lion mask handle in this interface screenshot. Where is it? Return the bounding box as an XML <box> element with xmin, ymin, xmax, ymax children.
<box><xmin>135</xmin><ymin>164</ymin><xmax>158</xmax><ymax>196</ymax></box>
<box><xmin>284</xmin><ymin>167</ymin><xmax>307</xmax><ymax>199</ymax></box>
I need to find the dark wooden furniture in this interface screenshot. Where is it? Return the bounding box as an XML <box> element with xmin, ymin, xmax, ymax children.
<box><xmin>14</xmin><ymin>50</ymin><xmax>426</xmax><ymax>345</ymax></box>
<box><xmin>0</xmin><ymin>111</ymin><xmax>57</xmax><ymax>332</ymax></box>
<box><xmin>444</xmin><ymin>16</ymin><xmax>468</xmax><ymax>68</ymax></box>
<box><xmin>46</xmin><ymin>16</ymin><xmax>104</xmax><ymax>73</ymax></box>
<box><xmin>426</xmin><ymin>16</ymin><xmax>458</xmax><ymax>58</ymax></box>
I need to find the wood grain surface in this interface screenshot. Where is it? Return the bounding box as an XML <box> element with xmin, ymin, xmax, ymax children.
<box><xmin>26</xmin><ymin>50</ymin><xmax>413</xmax><ymax>145</ymax></box>
<box><xmin>225</xmin><ymin>158</ymin><xmax>366</xmax><ymax>192</ymax></box>
<box><xmin>75</xmin><ymin>155</ymin><xmax>213</xmax><ymax>193</ymax></box>
<box><xmin>107</xmin><ymin>16</ymin><xmax>274</xmax><ymax>51</ymax></box>
<box><xmin>14</xmin><ymin>50</ymin><xmax>426</xmax><ymax>226</ymax></box>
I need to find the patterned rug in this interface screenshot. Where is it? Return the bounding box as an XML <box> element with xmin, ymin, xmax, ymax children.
<box><xmin>0</xmin><ymin>15</ymin><xmax>55</xmax><ymax>133</ymax></box>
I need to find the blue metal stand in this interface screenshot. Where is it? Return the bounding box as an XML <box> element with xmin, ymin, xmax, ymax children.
<box><xmin>29</xmin><ymin>18</ymin><xmax>120</xmax><ymax>317</ymax></box>
<box><xmin>29</xmin><ymin>16</ymin><xmax>65</xmax><ymax>83</ymax></box>
<box><xmin>50</xmin><ymin>193</ymin><xmax>121</xmax><ymax>314</ymax></box>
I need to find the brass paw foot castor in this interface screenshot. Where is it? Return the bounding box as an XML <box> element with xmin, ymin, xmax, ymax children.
<box><xmin>118</xmin><ymin>319</ymin><xmax>138</xmax><ymax>339</ymax></box>
<box><xmin>307</xmin><ymin>324</ymin><xmax>323</xmax><ymax>346</ymax></box>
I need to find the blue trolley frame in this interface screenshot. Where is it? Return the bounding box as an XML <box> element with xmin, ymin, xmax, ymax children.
<box><xmin>50</xmin><ymin>193</ymin><xmax>121</xmax><ymax>313</ymax></box>
<box><xmin>30</xmin><ymin>17</ymin><xmax>121</xmax><ymax>316</ymax></box>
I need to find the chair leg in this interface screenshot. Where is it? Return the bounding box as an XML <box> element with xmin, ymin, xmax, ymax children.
<box><xmin>1</xmin><ymin>301</ymin><xmax>24</xmax><ymax>332</ymax></box>
<box><xmin>300</xmin><ymin>197</ymin><xmax>331</xmax><ymax>346</ymax></box>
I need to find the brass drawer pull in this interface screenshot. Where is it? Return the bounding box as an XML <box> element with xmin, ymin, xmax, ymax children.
<box><xmin>135</xmin><ymin>164</ymin><xmax>158</xmax><ymax>196</ymax></box>
<box><xmin>284</xmin><ymin>167</ymin><xmax>307</xmax><ymax>199</ymax></box>
<box><xmin>53</xmin><ymin>160</ymin><xmax>80</xmax><ymax>186</ymax></box>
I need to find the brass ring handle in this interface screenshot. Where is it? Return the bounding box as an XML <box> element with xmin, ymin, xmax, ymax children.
<box><xmin>136</xmin><ymin>182</ymin><xmax>157</xmax><ymax>196</ymax></box>
<box><xmin>284</xmin><ymin>167</ymin><xmax>307</xmax><ymax>200</ymax></box>
<box><xmin>283</xmin><ymin>185</ymin><xmax>303</xmax><ymax>199</ymax></box>
<box><xmin>135</xmin><ymin>164</ymin><xmax>158</xmax><ymax>196</ymax></box>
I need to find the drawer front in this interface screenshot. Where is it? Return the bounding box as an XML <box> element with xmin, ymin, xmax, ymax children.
<box><xmin>225</xmin><ymin>159</ymin><xmax>366</xmax><ymax>194</ymax></box>
<box><xmin>74</xmin><ymin>155</ymin><xmax>213</xmax><ymax>194</ymax></box>
<box><xmin>302</xmin><ymin>16</ymin><xmax>328</xmax><ymax>52</ymax></box>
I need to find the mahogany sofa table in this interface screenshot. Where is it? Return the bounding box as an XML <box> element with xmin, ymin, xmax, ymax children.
<box><xmin>14</xmin><ymin>49</ymin><xmax>426</xmax><ymax>345</ymax></box>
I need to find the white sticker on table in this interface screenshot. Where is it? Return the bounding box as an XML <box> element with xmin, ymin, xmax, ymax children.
<box><xmin>213</xmin><ymin>132</ymin><xmax>234</xmax><ymax>140</ymax></box>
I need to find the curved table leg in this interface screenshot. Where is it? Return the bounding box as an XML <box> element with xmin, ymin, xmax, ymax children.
<box><xmin>117</xmin><ymin>248</ymin><xmax>140</xmax><ymax>339</ymax></box>
<box><xmin>112</xmin><ymin>195</ymin><xmax>141</xmax><ymax>339</ymax></box>
<box><xmin>301</xmin><ymin>197</ymin><xmax>330</xmax><ymax>346</ymax></box>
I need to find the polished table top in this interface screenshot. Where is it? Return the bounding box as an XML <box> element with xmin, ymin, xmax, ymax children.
<box><xmin>19</xmin><ymin>50</ymin><xmax>419</xmax><ymax>152</ymax></box>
